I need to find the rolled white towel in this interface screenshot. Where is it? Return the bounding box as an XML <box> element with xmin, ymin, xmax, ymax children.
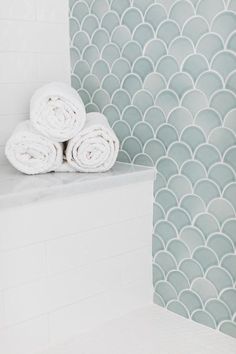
<box><xmin>66</xmin><ymin>112</ymin><xmax>119</xmax><ymax>172</ymax></box>
<box><xmin>5</xmin><ymin>121</ymin><xmax>63</xmax><ymax>175</ymax></box>
<box><xmin>30</xmin><ymin>82</ymin><xmax>86</xmax><ymax>142</ymax></box>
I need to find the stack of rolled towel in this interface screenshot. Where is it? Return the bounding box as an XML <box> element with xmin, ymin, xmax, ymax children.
<box><xmin>5</xmin><ymin>82</ymin><xmax>119</xmax><ymax>175</ymax></box>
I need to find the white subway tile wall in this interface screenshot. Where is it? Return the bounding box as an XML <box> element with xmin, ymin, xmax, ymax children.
<box><xmin>0</xmin><ymin>0</ymin><xmax>71</xmax><ymax>163</ymax></box>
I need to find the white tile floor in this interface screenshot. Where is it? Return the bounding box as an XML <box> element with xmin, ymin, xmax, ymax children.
<box><xmin>41</xmin><ymin>305</ymin><xmax>236</xmax><ymax>354</ymax></box>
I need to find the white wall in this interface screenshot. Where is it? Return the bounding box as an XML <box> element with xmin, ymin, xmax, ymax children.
<box><xmin>0</xmin><ymin>0</ymin><xmax>71</xmax><ymax>164</ymax></box>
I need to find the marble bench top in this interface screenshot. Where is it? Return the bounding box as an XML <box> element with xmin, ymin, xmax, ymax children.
<box><xmin>0</xmin><ymin>162</ymin><xmax>155</xmax><ymax>209</ymax></box>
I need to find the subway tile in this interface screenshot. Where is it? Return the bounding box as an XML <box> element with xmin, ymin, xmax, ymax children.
<box><xmin>0</xmin><ymin>292</ymin><xmax>5</xmax><ymax>329</ymax></box>
<box><xmin>0</xmin><ymin>114</ymin><xmax>27</xmax><ymax>145</ymax></box>
<box><xmin>0</xmin><ymin>53</ymin><xmax>37</xmax><ymax>83</ymax></box>
<box><xmin>36</xmin><ymin>0</ymin><xmax>69</xmax><ymax>23</ymax></box>
<box><xmin>0</xmin><ymin>0</ymin><xmax>35</xmax><ymax>21</ymax></box>
<box><xmin>37</xmin><ymin>53</ymin><xmax>70</xmax><ymax>83</ymax></box>
<box><xmin>0</xmin><ymin>243</ymin><xmax>47</xmax><ymax>290</ymax></box>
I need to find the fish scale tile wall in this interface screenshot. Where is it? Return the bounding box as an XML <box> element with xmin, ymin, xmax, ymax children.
<box><xmin>69</xmin><ymin>0</ymin><xmax>236</xmax><ymax>338</ymax></box>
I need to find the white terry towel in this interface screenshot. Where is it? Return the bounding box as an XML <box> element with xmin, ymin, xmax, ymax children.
<box><xmin>66</xmin><ymin>112</ymin><xmax>119</xmax><ymax>172</ymax></box>
<box><xmin>30</xmin><ymin>82</ymin><xmax>86</xmax><ymax>142</ymax></box>
<box><xmin>5</xmin><ymin>121</ymin><xmax>63</xmax><ymax>175</ymax></box>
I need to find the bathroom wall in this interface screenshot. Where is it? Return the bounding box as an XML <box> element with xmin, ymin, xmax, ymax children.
<box><xmin>69</xmin><ymin>0</ymin><xmax>236</xmax><ymax>338</ymax></box>
<box><xmin>0</xmin><ymin>0</ymin><xmax>71</xmax><ymax>164</ymax></box>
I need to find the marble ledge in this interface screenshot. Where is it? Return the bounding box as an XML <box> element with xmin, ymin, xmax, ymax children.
<box><xmin>0</xmin><ymin>162</ymin><xmax>155</xmax><ymax>210</ymax></box>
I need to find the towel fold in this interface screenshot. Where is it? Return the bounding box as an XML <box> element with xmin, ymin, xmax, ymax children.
<box><xmin>5</xmin><ymin>121</ymin><xmax>63</xmax><ymax>175</ymax></box>
<box><xmin>66</xmin><ymin>112</ymin><xmax>119</xmax><ymax>172</ymax></box>
<box><xmin>30</xmin><ymin>82</ymin><xmax>86</xmax><ymax>142</ymax></box>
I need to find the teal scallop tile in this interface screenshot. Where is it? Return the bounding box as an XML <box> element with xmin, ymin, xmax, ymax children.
<box><xmin>153</xmin><ymin>292</ymin><xmax>165</xmax><ymax>307</ymax></box>
<box><xmin>81</xmin><ymin>14</ymin><xmax>99</xmax><ymax>36</ymax></box>
<box><xmin>77</xmin><ymin>88</ymin><xmax>90</xmax><ymax>105</ymax></box>
<box><xmin>180</xmin><ymin>227</ymin><xmax>205</xmax><ymax>253</ymax></box>
<box><xmin>181</xmin><ymin>160</ymin><xmax>207</xmax><ymax>186</ymax></box>
<box><xmin>222</xmin><ymin>219</ymin><xmax>236</xmax><ymax>247</ymax></box>
<box><xmin>133</xmin><ymin>153</ymin><xmax>154</xmax><ymax>167</ymax></box>
<box><xmin>220</xmin><ymin>288</ymin><xmax>236</xmax><ymax>314</ymax></box>
<box><xmin>74</xmin><ymin>60</ymin><xmax>90</xmax><ymax>80</ymax></box>
<box><xmin>83</xmin><ymin>74</ymin><xmax>100</xmax><ymax>95</ymax></box>
<box><xmin>70</xmin><ymin>47</ymin><xmax>80</xmax><ymax>68</ymax></box>
<box><xmin>132</xmin><ymin>90</ymin><xmax>154</xmax><ymax>114</ymax></box>
<box><xmin>144</xmin><ymin>73</ymin><xmax>166</xmax><ymax>98</ymax></box>
<box><xmin>92</xmin><ymin>89</ymin><xmax>110</xmax><ymax>110</ymax></box>
<box><xmin>224</xmin><ymin>147</ymin><xmax>236</xmax><ymax>171</ymax></box>
<box><xmin>209</xmin><ymin>163</ymin><xmax>235</xmax><ymax>190</ymax></box>
<box><xmin>71</xmin><ymin>75</ymin><xmax>81</xmax><ymax>91</ymax></box>
<box><xmin>156</xmin><ymin>124</ymin><xmax>178</xmax><ymax>149</ymax></box>
<box><xmin>112</xmin><ymin>58</ymin><xmax>131</xmax><ymax>80</ymax></box>
<box><xmin>167</xmin><ymin>239</ymin><xmax>190</xmax><ymax>263</ymax></box>
<box><xmin>182</xmin><ymin>16</ymin><xmax>209</xmax><ymax>46</ymax></box>
<box><xmin>156</xmin><ymin>56</ymin><xmax>179</xmax><ymax>81</ymax></box>
<box><xmin>133</xmin><ymin>23</ymin><xmax>154</xmax><ymax>47</ymax></box>
<box><xmin>70</xmin><ymin>18</ymin><xmax>80</xmax><ymax>39</ymax></box>
<box><xmin>72</xmin><ymin>2</ymin><xmax>89</xmax><ymax>23</ymax></box>
<box><xmin>102</xmin><ymin>104</ymin><xmax>120</xmax><ymax>126</ymax></box>
<box><xmin>219</xmin><ymin>321</ymin><xmax>236</xmax><ymax>338</ymax></box>
<box><xmin>228</xmin><ymin>0</ymin><xmax>236</xmax><ymax>11</ymax></box>
<box><xmin>196</xmin><ymin>0</ymin><xmax>225</xmax><ymax>24</ymax></box>
<box><xmin>167</xmin><ymin>270</ymin><xmax>190</xmax><ymax>294</ymax></box>
<box><xmin>122</xmin><ymin>74</ymin><xmax>142</xmax><ymax>97</ymax></box>
<box><xmin>154</xmin><ymin>220</ymin><xmax>177</xmax><ymax>245</ymax></box>
<box><xmin>169</xmin><ymin>37</ymin><xmax>194</xmax><ymax>67</ymax></box>
<box><xmin>194</xmin><ymin>213</ymin><xmax>219</xmax><ymax>238</ymax></box>
<box><xmin>223</xmin><ymin>183</ymin><xmax>236</xmax><ymax>212</ymax></box>
<box><xmin>226</xmin><ymin>71</ymin><xmax>236</xmax><ymax>94</ymax></box>
<box><xmin>206</xmin><ymin>267</ymin><xmax>233</xmax><ymax>292</ymax></box>
<box><xmin>206</xmin><ymin>299</ymin><xmax>231</xmax><ymax>325</ymax></box>
<box><xmin>121</xmin><ymin>8</ymin><xmax>143</xmax><ymax>33</ymax></box>
<box><xmin>122</xmin><ymin>136</ymin><xmax>142</xmax><ymax>160</ymax></box>
<box><xmin>92</xmin><ymin>59</ymin><xmax>110</xmax><ymax>81</ymax></box>
<box><xmin>154</xmin><ymin>173</ymin><xmax>166</xmax><ymax>193</ymax></box>
<box><xmin>102</xmin><ymin>43</ymin><xmax>120</xmax><ymax>65</ymax></box>
<box><xmin>168</xmin><ymin>175</ymin><xmax>192</xmax><ymax>201</ymax></box>
<box><xmin>86</xmin><ymin>102</ymin><xmax>99</xmax><ymax>112</ymax></box>
<box><xmin>169</xmin><ymin>72</ymin><xmax>193</xmax><ymax>99</ymax></box>
<box><xmin>144</xmin><ymin>139</ymin><xmax>166</xmax><ymax>163</ymax></box>
<box><xmin>180</xmin><ymin>195</ymin><xmax>206</xmax><ymax>219</ymax></box>
<box><xmin>111</xmin><ymin>26</ymin><xmax>132</xmax><ymax>50</ymax></box>
<box><xmin>193</xmin><ymin>246</ymin><xmax>218</xmax><ymax>271</ymax></box>
<box><xmin>194</xmin><ymin>144</ymin><xmax>221</xmax><ymax>170</ymax></box>
<box><xmin>196</xmin><ymin>71</ymin><xmax>223</xmax><ymax>99</ymax></box>
<box><xmin>167</xmin><ymin>107</ymin><xmax>193</xmax><ymax>135</ymax></box>
<box><xmin>208</xmin><ymin>198</ymin><xmax>235</xmax><ymax>226</ymax></box>
<box><xmin>122</xmin><ymin>105</ymin><xmax>142</xmax><ymax>129</ymax></box>
<box><xmin>195</xmin><ymin>109</ymin><xmax>222</xmax><ymax>136</ymax></box>
<box><xmin>191</xmin><ymin>310</ymin><xmax>216</xmax><ymax>329</ymax></box>
<box><xmin>179</xmin><ymin>259</ymin><xmax>204</xmax><ymax>283</ymax></box>
<box><xmin>73</xmin><ymin>31</ymin><xmax>90</xmax><ymax>53</ymax></box>
<box><xmin>209</xmin><ymin>127</ymin><xmax>236</xmax><ymax>155</ymax></box>
<box><xmin>133</xmin><ymin>122</ymin><xmax>154</xmax><ymax>145</ymax></box>
<box><xmin>179</xmin><ymin>289</ymin><xmax>203</xmax><ymax>314</ymax></box>
<box><xmin>101</xmin><ymin>11</ymin><xmax>120</xmax><ymax>33</ymax></box>
<box><xmin>154</xmin><ymin>251</ymin><xmax>177</xmax><ymax>275</ymax></box>
<box><xmin>144</xmin><ymin>107</ymin><xmax>165</xmax><ymax>132</ymax></box>
<box><xmin>156</xmin><ymin>157</ymin><xmax>179</xmax><ymax>181</ymax></box>
<box><xmin>91</xmin><ymin>0</ymin><xmax>109</xmax><ymax>20</ymax></box>
<box><xmin>167</xmin><ymin>207</ymin><xmax>191</xmax><ymax>231</ymax></box>
<box><xmin>227</xmin><ymin>31</ymin><xmax>236</xmax><ymax>51</ymax></box>
<box><xmin>181</xmin><ymin>90</ymin><xmax>208</xmax><ymax>117</ymax></box>
<box><xmin>83</xmin><ymin>45</ymin><xmax>100</xmax><ymax>66</ymax></box>
<box><xmin>212</xmin><ymin>11</ymin><xmax>236</xmax><ymax>42</ymax></box>
<box><xmin>157</xmin><ymin>20</ymin><xmax>180</xmax><ymax>47</ymax></box>
<box><xmin>122</xmin><ymin>41</ymin><xmax>142</xmax><ymax>65</ymax></box>
<box><xmin>221</xmin><ymin>254</ymin><xmax>236</xmax><ymax>282</ymax></box>
<box><xmin>168</xmin><ymin>142</ymin><xmax>192</xmax><ymax>168</ymax></box>
<box><xmin>155</xmin><ymin>90</ymin><xmax>179</xmax><ymax>116</ymax></box>
<box><xmin>192</xmin><ymin>278</ymin><xmax>218</xmax><ymax>303</ymax></box>
<box><xmin>102</xmin><ymin>74</ymin><xmax>120</xmax><ymax>96</ymax></box>
<box><xmin>154</xmin><ymin>281</ymin><xmax>177</xmax><ymax>305</ymax></box>
<box><xmin>167</xmin><ymin>300</ymin><xmax>189</xmax><ymax>318</ymax></box>
<box><xmin>144</xmin><ymin>39</ymin><xmax>168</xmax><ymax>65</ymax></box>
<box><xmin>132</xmin><ymin>57</ymin><xmax>154</xmax><ymax>81</ymax></box>
<box><xmin>117</xmin><ymin>150</ymin><xmax>131</xmax><ymax>163</ymax></box>
<box><xmin>156</xmin><ymin>189</ymin><xmax>177</xmax><ymax>213</ymax></box>
<box><xmin>196</xmin><ymin>33</ymin><xmax>224</xmax><ymax>62</ymax></box>
<box><xmin>112</xmin><ymin>89</ymin><xmax>131</xmax><ymax>112</ymax></box>
<box><xmin>91</xmin><ymin>29</ymin><xmax>109</xmax><ymax>51</ymax></box>
<box><xmin>153</xmin><ymin>262</ymin><xmax>164</xmax><ymax>284</ymax></box>
<box><xmin>111</xmin><ymin>0</ymin><xmax>131</xmax><ymax>16</ymax></box>
<box><xmin>181</xmin><ymin>126</ymin><xmax>206</xmax><ymax>152</ymax></box>
<box><xmin>194</xmin><ymin>179</ymin><xmax>220</xmax><ymax>205</ymax></box>
<box><xmin>182</xmin><ymin>55</ymin><xmax>209</xmax><ymax>83</ymax></box>
<box><xmin>112</xmin><ymin>120</ymin><xmax>131</xmax><ymax>141</ymax></box>
<box><xmin>133</xmin><ymin>0</ymin><xmax>153</xmax><ymax>13</ymax></box>
<box><xmin>169</xmin><ymin>0</ymin><xmax>195</xmax><ymax>29</ymax></box>
<box><xmin>211</xmin><ymin>51</ymin><xmax>236</xmax><ymax>81</ymax></box>
<box><xmin>144</xmin><ymin>4</ymin><xmax>167</xmax><ymax>31</ymax></box>
<box><xmin>207</xmin><ymin>233</ymin><xmax>234</xmax><ymax>260</ymax></box>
